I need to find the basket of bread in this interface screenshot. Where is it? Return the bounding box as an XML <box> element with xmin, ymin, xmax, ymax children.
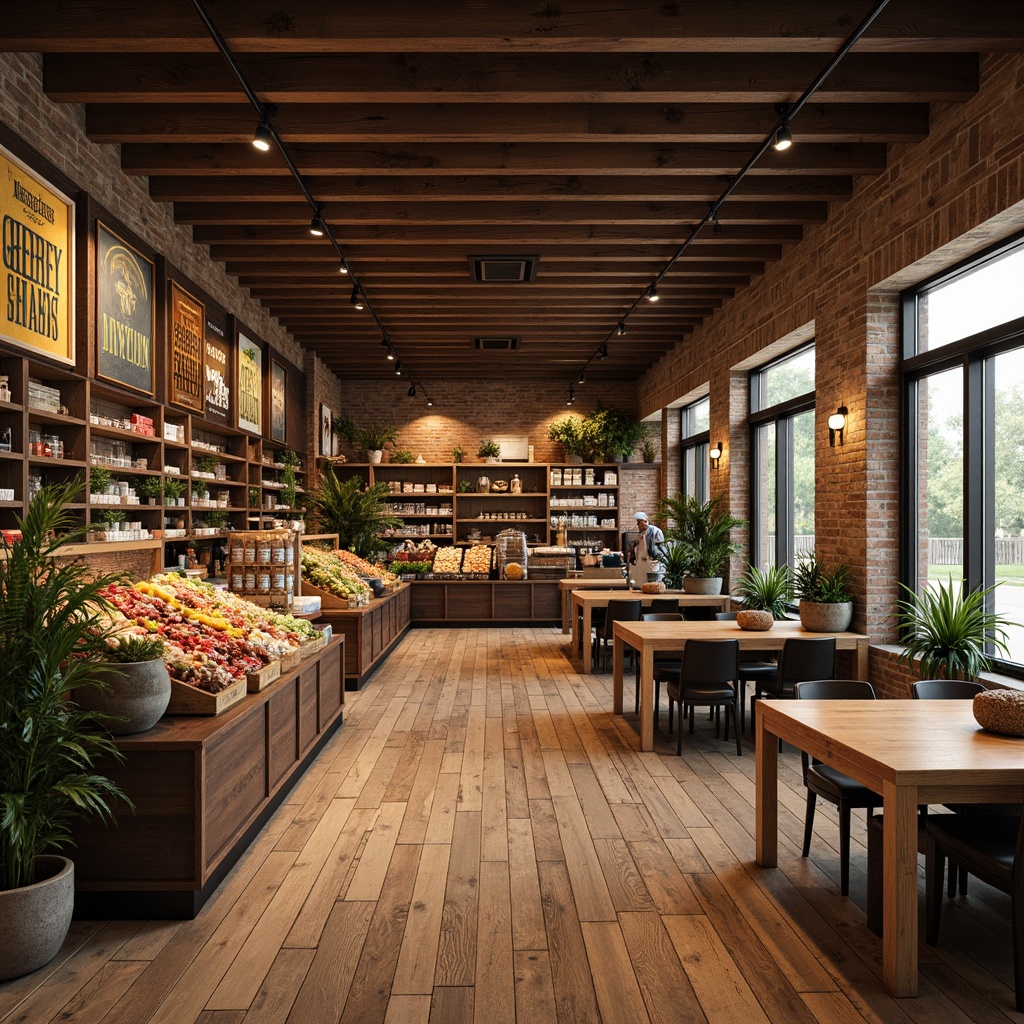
<box><xmin>641</xmin><ymin>581</ymin><xmax>666</xmax><ymax>594</ymax></box>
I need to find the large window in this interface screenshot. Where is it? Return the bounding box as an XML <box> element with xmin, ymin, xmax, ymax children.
<box><xmin>750</xmin><ymin>346</ymin><xmax>816</xmax><ymax>569</ymax></box>
<box><xmin>680</xmin><ymin>397</ymin><xmax>710</xmax><ymax>502</ymax></box>
<box><xmin>902</xmin><ymin>234</ymin><xmax>1024</xmax><ymax>673</ymax></box>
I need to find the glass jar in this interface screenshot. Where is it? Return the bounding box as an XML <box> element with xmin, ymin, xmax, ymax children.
<box><xmin>0</xmin><ymin>376</ymin><xmax>10</xmax><ymax>403</ymax></box>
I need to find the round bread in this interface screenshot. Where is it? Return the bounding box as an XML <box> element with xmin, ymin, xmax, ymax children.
<box><xmin>973</xmin><ymin>689</ymin><xmax>1024</xmax><ymax>737</ymax></box>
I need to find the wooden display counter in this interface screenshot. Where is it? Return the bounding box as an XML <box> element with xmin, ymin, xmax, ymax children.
<box><xmin>315</xmin><ymin>583</ymin><xmax>412</xmax><ymax>690</ymax></box>
<box><xmin>71</xmin><ymin>637</ymin><xmax>344</xmax><ymax>919</ymax></box>
<box><xmin>409</xmin><ymin>578</ymin><xmax>560</xmax><ymax>625</ymax></box>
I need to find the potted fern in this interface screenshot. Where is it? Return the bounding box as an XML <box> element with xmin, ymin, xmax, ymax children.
<box><xmin>478</xmin><ymin>439</ymin><xmax>501</xmax><ymax>463</ymax></box>
<box><xmin>658</xmin><ymin>494</ymin><xmax>745</xmax><ymax>595</ymax></box>
<box><xmin>792</xmin><ymin>554</ymin><xmax>853</xmax><ymax>632</ymax></box>
<box><xmin>334</xmin><ymin>417</ymin><xmax>399</xmax><ymax>464</ymax></box>
<box><xmin>0</xmin><ymin>480</ymin><xmax>130</xmax><ymax>979</ymax></box>
<box><xmin>733</xmin><ymin>564</ymin><xmax>790</xmax><ymax>631</ymax></box>
<box><xmin>308</xmin><ymin>469</ymin><xmax>404</xmax><ymax>559</ymax></box>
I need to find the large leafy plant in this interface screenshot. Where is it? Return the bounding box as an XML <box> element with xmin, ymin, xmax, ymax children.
<box><xmin>308</xmin><ymin>469</ymin><xmax>404</xmax><ymax>558</ymax></box>
<box><xmin>658</xmin><ymin>541</ymin><xmax>689</xmax><ymax>589</ymax></box>
<box><xmin>734</xmin><ymin>564</ymin><xmax>791</xmax><ymax>619</ymax></box>
<box><xmin>658</xmin><ymin>494</ymin><xmax>745</xmax><ymax>579</ymax></box>
<box><xmin>0</xmin><ymin>479</ymin><xmax>130</xmax><ymax>892</ymax></box>
<box><xmin>792</xmin><ymin>554</ymin><xmax>853</xmax><ymax>603</ymax></box>
<box><xmin>896</xmin><ymin>577</ymin><xmax>1018</xmax><ymax>680</ymax></box>
<box><xmin>333</xmin><ymin>417</ymin><xmax>399</xmax><ymax>455</ymax></box>
<box><xmin>547</xmin><ymin>415</ymin><xmax>595</xmax><ymax>460</ymax></box>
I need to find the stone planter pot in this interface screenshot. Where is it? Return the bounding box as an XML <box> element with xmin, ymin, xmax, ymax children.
<box><xmin>367</xmin><ymin>450</ymin><xmax>383</xmax><ymax>464</ymax></box>
<box><xmin>682</xmin><ymin>576</ymin><xmax>723</xmax><ymax>595</ymax></box>
<box><xmin>0</xmin><ymin>856</ymin><xmax>74</xmax><ymax>981</ymax></box>
<box><xmin>736</xmin><ymin>609</ymin><xmax>775</xmax><ymax>631</ymax></box>
<box><xmin>74</xmin><ymin>658</ymin><xmax>171</xmax><ymax>735</ymax></box>
<box><xmin>798</xmin><ymin>600</ymin><xmax>853</xmax><ymax>633</ymax></box>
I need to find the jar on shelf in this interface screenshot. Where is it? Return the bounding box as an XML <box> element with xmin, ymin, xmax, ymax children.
<box><xmin>258</xmin><ymin>538</ymin><xmax>272</xmax><ymax>562</ymax></box>
<box><xmin>510</xmin><ymin>473</ymin><xmax>522</xmax><ymax>494</ymax></box>
<box><xmin>272</xmin><ymin>537</ymin><xmax>287</xmax><ymax>563</ymax></box>
<box><xmin>0</xmin><ymin>376</ymin><xmax>10</xmax><ymax>403</ymax></box>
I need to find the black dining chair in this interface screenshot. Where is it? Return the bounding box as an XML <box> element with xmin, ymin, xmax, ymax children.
<box><xmin>716</xmin><ymin>611</ymin><xmax>777</xmax><ymax>733</ymax></box>
<box><xmin>634</xmin><ymin>612</ymin><xmax>683</xmax><ymax>717</ymax></box>
<box><xmin>664</xmin><ymin>639</ymin><xmax>742</xmax><ymax>756</ymax></box>
<box><xmin>592</xmin><ymin>599</ymin><xmax>640</xmax><ymax>672</ymax></box>
<box><xmin>750</xmin><ymin>637</ymin><xmax>837</xmax><ymax>738</ymax></box>
<box><xmin>794</xmin><ymin>679</ymin><xmax>882</xmax><ymax>896</ymax></box>
<box><xmin>925</xmin><ymin>804</ymin><xmax>1024</xmax><ymax>1012</ymax></box>
<box><xmin>649</xmin><ymin>598</ymin><xmax>680</xmax><ymax>614</ymax></box>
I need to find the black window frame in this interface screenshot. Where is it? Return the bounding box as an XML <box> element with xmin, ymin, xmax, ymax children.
<box><xmin>679</xmin><ymin>397</ymin><xmax>710</xmax><ymax>503</ymax></box>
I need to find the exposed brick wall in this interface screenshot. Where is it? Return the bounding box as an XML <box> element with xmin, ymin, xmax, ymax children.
<box><xmin>638</xmin><ymin>51</ymin><xmax>1024</xmax><ymax>651</ymax></box>
<box><xmin>619</xmin><ymin>464</ymin><xmax>660</xmax><ymax>534</ymax></box>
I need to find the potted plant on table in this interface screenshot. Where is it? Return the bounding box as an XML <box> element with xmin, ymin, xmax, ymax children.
<box><xmin>334</xmin><ymin>417</ymin><xmax>399</xmax><ymax>464</ymax></box>
<box><xmin>0</xmin><ymin>480</ymin><xmax>131</xmax><ymax>980</ymax></box>
<box><xmin>792</xmin><ymin>554</ymin><xmax>854</xmax><ymax>632</ymax></box>
<box><xmin>658</xmin><ymin>494</ymin><xmax>745</xmax><ymax>595</ymax></box>
<box><xmin>478</xmin><ymin>439</ymin><xmax>501</xmax><ymax>463</ymax></box>
<box><xmin>733</xmin><ymin>564</ymin><xmax>791</xmax><ymax>630</ymax></box>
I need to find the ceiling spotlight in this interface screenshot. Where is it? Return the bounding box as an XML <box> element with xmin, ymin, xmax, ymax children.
<box><xmin>773</xmin><ymin>124</ymin><xmax>793</xmax><ymax>151</ymax></box>
<box><xmin>350</xmin><ymin>285</ymin><xmax>364</xmax><ymax>310</ymax></box>
<box><xmin>647</xmin><ymin>282</ymin><xmax>659</xmax><ymax>302</ymax></box>
<box><xmin>407</xmin><ymin>384</ymin><xmax>417</xmax><ymax>398</ymax></box>
<box><xmin>394</xmin><ymin>360</ymin><xmax>402</xmax><ymax>375</ymax></box>
<box><xmin>252</xmin><ymin>120</ymin><xmax>272</xmax><ymax>152</ymax></box>
<box><xmin>567</xmin><ymin>385</ymin><xmax>575</xmax><ymax>406</ymax></box>
<box><xmin>577</xmin><ymin>369</ymin><xmax>586</xmax><ymax>384</ymax></box>
<box><xmin>309</xmin><ymin>203</ymin><xmax>324</xmax><ymax>237</ymax></box>
<box><xmin>339</xmin><ymin>262</ymin><xmax>348</xmax><ymax>275</ymax></box>
<box><xmin>386</xmin><ymin>348</ymin><xmax>395</xmax><ymax>361</ymax></box>
<box><xmin>599</xmin><ymin>342</ymin><xmax>609</xmax><ymax>359</ymax></box>
<box><xmin>617</xmin><ymin>321</ymin><xmax>626</xmax><ymax>336</ymax></box>
<box><xmin>426</xmin><ymin>398</ymin><xmax>433</xmax><ymax>407</ymax></box>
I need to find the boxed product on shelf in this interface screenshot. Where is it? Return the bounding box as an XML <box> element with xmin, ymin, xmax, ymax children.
<box><xmin>28</xmin><ymin>379</ymin><xmax>61</xmax><ymax>413</ymax></box>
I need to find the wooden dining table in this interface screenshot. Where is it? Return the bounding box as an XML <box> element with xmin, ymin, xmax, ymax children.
<box><xmin>610</xmin><ymin>618</ymin><xmax>869</xmax><ymax>752</ymax></box>
<box><xmin>558</xmin><ymin>576</ymin><xmax>627</xmax><ymax>634</ymax></box>
<box><xmin>755</xmin><ymin>699</ymin><xmax>1024</xmax><ymax>998</ymax></box>
<box><xmin>570</xmin><ymin>589</ymin><xmax>731</xmax><ymax>673</ymax></box>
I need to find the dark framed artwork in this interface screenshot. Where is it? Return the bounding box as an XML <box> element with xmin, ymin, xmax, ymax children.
<box><xmin>96</xmin><ymin>222</ymin><xmax>155</xmax><ymax>394</ymax></box>
<box><xmin>203</xmin><ymin>318</ymin><xmax>230</xmax><ymax>423</ymax></box>
<box><xmin>320</xmin><ymin>403</ymin><xmax>333</xmax><ymax>457</ymax></box>
<box><xmin>236</xmin><ymin>330</ymin><xmax>263</xmax><ymax>434</ymax></box>
<box><xmin>270</xmin><ymin>359</ymin><xmax>287</xmax><ymax>442</ymax></box>
<box><xmin>168</xmin><ymin>280</ymin><xmax>205</xmax><ymax>411</ymax></box>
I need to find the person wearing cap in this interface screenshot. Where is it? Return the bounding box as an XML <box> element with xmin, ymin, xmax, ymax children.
<box><xmin>628</xmin><ymin>511</ymin><xmax>665</xmax><ymax>585</ymax></box>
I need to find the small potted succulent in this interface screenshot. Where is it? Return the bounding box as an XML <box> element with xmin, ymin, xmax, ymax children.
<box><xmin>392</xmin><ymin>449</ymin><xmax>414</xmax><ymax>464</ymax></box>
<box><xmin>792</xmin><ymin>554</ymin><xmax>853</xmax><ymax>632</ymax></box>
<box><xmin>733</xmin><ymin>564</ymin><xmax>790</xmax><ymax>631</ymax></box>
<box><xmin>478</xmin><ymin>439</ymin><xmax>501</xmax><ymax>463</ymax></box>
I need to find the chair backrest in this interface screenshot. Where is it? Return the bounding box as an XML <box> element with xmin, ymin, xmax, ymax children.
<box><xmin>649</xmin><ymin>598</ymin><xmax>679</xmax><ymax>613</ymax></box>
<box><xmin>717</xmin><ymin>611</ymin><xmax>738</xmax><ymax>621</ymax></box>
<box><xmin>911</xmin><ymin>679</ymin><xmax>985</xmax><ymax>700</ymax></box>
<box><xmin>680</xmin><ymin>639</ymin><xmax>739</xmax><ymax>686</ymax></box>
<box><xmin>605</xmin><ymin>599</ymin><xmax>642</xmax><ymax>624</ymax></box>
<box><xmin>794</xmin><ymin>679</ymin><xmax>876</xmax><ymax>701</ymax></box>
<box><xmin>642</xmin><ymin>612</ymin><xmax>683</xmax><ymax>622</ymax></box>
<box><xmin>778</xmin><ymin>637</ymin><xmax>836</xmax><ymax>685</ymax></box>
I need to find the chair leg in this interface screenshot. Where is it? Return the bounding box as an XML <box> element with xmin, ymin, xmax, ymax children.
<box><xmin>946</xmin><ymin>860</ymin><xmax>957</xmax><ymax>899</ymax></box>
<box><xmin>676</xmin><ymin>701</ymin><xmax>685</xmax><ymax>756</ymax></box>
<box><xmin>634</xmin><ymin>660</ymin><xmax>640</xmax><ymax>714</ymax></box>
<box><xmin>731</xmin><ymin>700</ymin><xmax>742</xmax><ymax>756</ymax></box>
<box><xmin>958</xmin><ymin>865</ymin><xmax>969</xmax><ymax>896</ymax></box>
<box><xmin>925</xmin><ymin>835</ymin><xmax>944</xmax><ymax>946</ymax></box>
<box><xmin>688</xmin><ymin>705</ymin><xmax>696</xmax><ymax>734</ymax></box>
<box><xmin>839</xmin><ymin>803</ymin><xmax>852</xmax><ymax>896</ymax></box>
<box><xmin>801</xmin><ymin>791</ymin><xmax>816</xmax><ymax>858</ymax></box>
<box><xmin>1013</xmin><ymin>891</ymin><xmax>1024</xmax><ymax>1012</ymax></box>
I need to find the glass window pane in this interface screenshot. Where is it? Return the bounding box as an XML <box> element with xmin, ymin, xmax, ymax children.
<box><xmin>757</xmin><ymin>347</ymin><xmax>815</xmax><ymax>410</ymax></box>
<box><xmin>992</xmin><ymin>346</ymin><xmax>1024</xmax><ymax>664</ymax></box>
<box><xmin>792</xmin><ymin>409</ymin><xmax>816</xmax><ymax>559</ymax></box>
<box><xmin>917</xmin><ymin>367</ymin><xmax>964</xmax><ymax>590</ymax></box>
<box><xmin>682</xmin><ymin>397</ymin><xmax>709</xmax><ymax>438</ymax></box>
<box><xmin>918</xmin><ymin>243</ymin><xmax>1024</xmax><ymax>354</ymax></box>
<box><xmin>755</xmin><ymin>423</ymin><xmax>776</xmax><ymax>568</ymax></box>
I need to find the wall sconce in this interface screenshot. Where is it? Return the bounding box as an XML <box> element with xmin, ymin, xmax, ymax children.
<box><xmin>828</xmin><ymin>405</ymin><xmax>848</xmax><ymax>447</ymax></box>
<box><xmin>709</xmin><ymin>440</ymin><xmax>723</xmax><ymax>469</ymax></box>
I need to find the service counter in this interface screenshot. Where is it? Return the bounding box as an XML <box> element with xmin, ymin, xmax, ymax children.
<box><xmin>408</xmin><ymin>578</ymin><xmax>560</xmax><ymax>625</ymax></box>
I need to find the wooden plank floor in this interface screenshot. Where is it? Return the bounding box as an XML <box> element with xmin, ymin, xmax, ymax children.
<box><xmin>3</xmin><ymin>627</ymin><xmax>1022</xmax><ymax>1023</ymax></box>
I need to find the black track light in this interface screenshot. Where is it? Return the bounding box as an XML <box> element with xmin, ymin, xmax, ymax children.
<box><xmin>309</xmin><ymin>203</ymin><xmax>324</xmax><ymax>237</ymax></box>
<box><xmin>394</xmin><ymin>360</ymin><xmax>402</xmax><ymax>375</ymax></box>
<box><xmin>599</xmin><ymin>342</ymin><xmax>609</xmax><ymax>359</ymax></box>
<box><xmin>567</xmin><ymin>385</ymin><xmax>575</xmax><ymax>406</ymax></box>
<box><xmin>617</xmin><ymin>321</ymin><xmax>626</xmax><ymax>336</ymax></box>
<box><xmin>407</xmin><ymin>384</ymin><xmax>417</xmax><ymax>398</ymax></box>
<box><xmin>252</xmin><ymin>120</ymin><xmax>272</xmax><ymax>152</ymax></box>
<box><xmin>386</xmin><ymin>348</ymin><xmax>395</xmax><ymax>361</ymax></box>
<box><xmin>647</xmin><ymin>282</ymin><xmax>659</xmax><ymax>302</ymax></box>
<box><xmin>577</xmin><ymin>369</ymin><xmax>586</xmax><ymax>384</ymax></box>
<box><xmin>339</xmin><ymin>262</ymin><xmax>348</xmax><ymax>275</ymax></box>
<box><xmin>426</xmin><ymin>398</ymin><xmax>433</xmax><ymax>407</ymax></box>
<box><xmin>350</xmin><ymin>285</ymin><xmax>364</xmax><ymax>310</ymax></box>
<box><xmin>773</xmin><ymin>103</ymin><xmax>793</xmax><ymax>151</ymax></box>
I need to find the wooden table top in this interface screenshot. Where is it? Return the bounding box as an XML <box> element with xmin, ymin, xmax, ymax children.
<box><xmin>613</xmin><ymin>618</ymin><xmax>867</xmax><ymax>651</ymax></box>
<box><xmin>572</xmin><ymin>589</ymin><xmax>729</xmax><ymax>605</ymax></box>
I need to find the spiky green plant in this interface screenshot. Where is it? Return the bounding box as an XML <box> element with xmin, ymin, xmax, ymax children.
<box><xmin>101</xmin><ymin>634</ymin><xmax>166</xmax><ymax>663</ymax></box>
<box><xmin>734</xmin><ymin>564</ymin><xmax>791</xmax><ymax>619</ymax></box>
<box><xmin>792</xmin><ymin>554</ymin><xmax>852</xmax><ymax>603</ymax></box>
<box><xmin>895</xmin><ymin>577</ymin><xmax>1019</xmax><ymax>680</ymax></box>
<box><xmin>308</xmin><ymin>470</ymin><xmax>404</xmax><ymax>559</ymax></box>
<box><xmin>659</xmin><ymin>541</ymin><xmax>689</xmax><ymax>589</ymax></box>
<box><xmin>0</xmin><ymin>479</ymin><xmax>131</xmax><ymax>892</ymax></box>
<box><xmin>657</xmin><ymin>494</ymin><xmax>745</xmax><ymax>579</ymax></box>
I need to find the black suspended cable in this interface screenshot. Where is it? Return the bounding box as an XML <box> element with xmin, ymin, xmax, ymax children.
<box><xmin>568</xmin><ymin>0</ymin><xmax>892</xmax><ymax>388</ymax></box>
<box><xmin>191</xmin><ymin>0</ymin><xmax>431</xmax><ymax>401</ymax></box>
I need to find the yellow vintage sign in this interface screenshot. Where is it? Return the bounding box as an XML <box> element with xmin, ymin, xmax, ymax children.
<box><xmin>1</xmin><ymin>146</ymin><xmax>74</xmax><ymax>363</ymax></box>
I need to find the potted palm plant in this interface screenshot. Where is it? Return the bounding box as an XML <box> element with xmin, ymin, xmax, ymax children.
<box><xmin>334</xmin><ymin>417</ymin><xmax>399</xmax><ymax>464</ymax></box>
<box><xmin>658</xmin><ymin>494</ymin><xmax>745</xmax><ymax>595</ymax></box>
<box><xmin>733</xmin><ymin>564</ymin><xmax>791</xmax><ymax>630</ymax></box>
<box><xmin>792</xmin><ymin>553</ymin><xmax>853</xmax><ymax>632</ymax></box>
<box><xmin>308</xmin><ymin>469</ymin><xmax>404</xmax><ymax>559</ymax></box>
<box><xmin>658</xmin><ymin>540</ymin><xmax>689</xmax><ymax>591</ymax></box>
<box><xmin>0</xmin><ymin>480</ymin><xmax>130</xmax><ymax>980</ymax></box>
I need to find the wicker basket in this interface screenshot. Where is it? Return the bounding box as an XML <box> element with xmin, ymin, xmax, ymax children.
<box><xmin>973</xmin><ymin>689</ymin><xmax>1024</xmax><ymax>737</ymax></box>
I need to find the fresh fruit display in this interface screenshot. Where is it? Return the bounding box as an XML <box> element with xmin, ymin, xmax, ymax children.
<box><xmin>432</xmin><ymin>546</ymin><xmax>463</xmax><ymax>573</ymax></box>
<box><xmin>331</xmin><ymin>547</ymin><xmax>399</xmax><ymax>584</ymax></box>
<box><xmin>462</xmin><ymin>545</ymin><xmax>493</xmax><ymax>574</ymax></box>
<box><xmin>301</xmin><ymin>546</ymin><xmax>372</xmax><ymax>602</ymax></box>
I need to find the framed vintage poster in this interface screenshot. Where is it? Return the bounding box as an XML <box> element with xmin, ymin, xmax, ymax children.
<box><xmin>237</xmin><ymin>331</ymin><xmax>262</xmax><ymax>434</ymax></box>
<box><xmin>270</xmin><ymin>359</ymin><xmax>286</xmax><ymax>442</ymax></box>
<box><xmin>96</xmin><ymin>222</ymin><xmax>155</xmax><ymax>394</ymax></box>
<box><xmin>1</xmin><ymin>144</ymin><xmax>75</xmax><ymax>364</ymax></box>
<box><xmin>204</xmin><ymin>318</ymin><xmax>230</xmax><ymax>423</ymax></box>
<box><xmin>320</xmin><ymin>403</ymin><xmax>333</xmax><ymax>457</ymax></box>
<box><xmin>168</xmin><ymin>280</ymin><xmax>205</xmax><ymax>410</ymax></box>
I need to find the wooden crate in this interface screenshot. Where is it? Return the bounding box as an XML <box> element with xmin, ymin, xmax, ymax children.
<box><xmin>246</xmin><ymin>660</ymin><xmax>281</xmax><ymax>693</ymax></box>
<box><xmin>166</xmin><ymin>676</ymin><xmax>247</xmax><ymax>716</ymax></box>
<box><xmin>301</xmin><ymin>580</ymin><xmax>356</xmax><ymax>610</ymax></box>
<box><xmin>299</xmin><ymin>636</ymin><xmax>326</xmax><ymax>659</ymax></box>
<box><xmin>280</xmin><ymin>650</ymin><xmax>301</xmax><ymax>671</ymax></box>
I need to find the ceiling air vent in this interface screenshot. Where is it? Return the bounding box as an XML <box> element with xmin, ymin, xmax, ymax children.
<box><xmin>474</xmin><ymin>337</ymin><xmax>521</xmax><ymax>351</ymax></box>
<box><xmin>467</xmin><ymin>255</ymin><xmax>540</xmax><ymax>283</ymax></box>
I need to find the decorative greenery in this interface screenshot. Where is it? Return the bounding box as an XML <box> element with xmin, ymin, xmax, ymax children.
<box><xmin>308</xmin><ymin>470</ymin><xmax>404</xmax><ymax>559</ymax></box>
<box><xmin>547</xmin><ymin>415</ymin><xmax>594</xmax><ymax>460</ymax></box>
<box><xmin>659</xmin><ymin>541</ymin><xmax>689</xmax><ymax>590</ymax></box>
<box><xmin>734</xmin><ymin>564</ymin><xmax>791</xmax><ymax>619</ymax></box>
<box><xmin>640</xmin><ymin>431</ymin><xmax>657</xmax><ymax>463</ymax></box>
<box><xmin>89</xmin><ymin>466</ymin><xmax>112</xmax><ymax>493</ymax></box>
<box><xmin>403</xmin><ymin>560</ymin><xmax>433</xmax><ymax>574</ymax></box>
<box><xmin>791</xmin><ymin>554</ymin><xmax>853</xmax><ymax>604</ymax></box>
<box><xmin>134</xmin><ymin>476</ymin><xmax>163</xmax><ymax>501</ymax></box>
<box><xmin>248</xmin><ymin>486</ymin><xmax>261</xmax><ymax>508</ymax></box>
<box><xmin>95</xmin><ymin>508</ymin><xmax>126</xmax><ymax>527</ymax></box>
<box><xmin>205</xmin><ymin>510</ymin><xmax>229</xmax><ymax>530</ymax></box>
<box><xmin>334</xmin><ymin>417</ymin><xmax>399</xmax><ymax>455</ymax></box>
<box><xmin>896</xmin><ymin>578</ymin><xmax>1019</xmax><ymax>680</ymax></box>
<box><xmin>586</xmin><ymin>403</ymin><xmax>648</xmax><ymax>462</ymax></box>
<box><xmin>163</xmin><ymin>477</ymin><xmax>185</xmax><ymax>503</ymax></box>
<box><xmin>658</xmin><ymin>494</ymin><xmax>745</xmax><ymax>579</ymax></box>
<box><xmin>193</xmin><ymin>481</ymin><xmax>209</xmax><ymax>500</ymax></box>
<box><xmin>457</xmin><ymin>479</ymin><xmax>474</xmax><ymax>493</ymax></box>
<box><xmin>279</xmin><ymin>449</ymin><xmax>301</xmax><ymax>509</ymax></box>
<box><xmin>0</xmin><ymin>479</ymin><xmax>130</xmax><ymax>892</ymax></box>
<box><xmin>194</xmin><ymin>455</ymin><xmax>217</xmax><ymax>475</ymax></box>
<box><xmin>101</xmin><ymin>634</ymin><xmax>166</xmax><ymax>663</ymax></box>
<box><xmin>452</xmin><ymin>447</ymin><xmax>464</xmax><ymax>464</ymax></box>
<box><xmin>392</xmin><ymin>449</ymin><xmax>414</xmax><ymax>464</ymax></box>
<box><xmin>478</xmin><ymin>439</ymin><xmax>501</xmax><ymax>459</ymax></box>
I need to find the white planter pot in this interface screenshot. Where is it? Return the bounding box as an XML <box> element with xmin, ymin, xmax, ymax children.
<box><xmin>368</xmin><ymin>450</ymin><xmax>383</xmax><ymax>464</ymax></box>
<box><xmin>0</xmin><ymin>856</ymin><xmax>74</xmax><ymax>981</ymax></box>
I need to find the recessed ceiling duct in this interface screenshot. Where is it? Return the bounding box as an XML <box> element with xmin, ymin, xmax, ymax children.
<box><xmin>474</xmin><ymin>337</ymin><xmax>521</xmax><ymax>351</ymax></box>
<box><xmin>467</xmin><ymin>255</ymin><xmax>539</xmax><ymax>283</ymax></box>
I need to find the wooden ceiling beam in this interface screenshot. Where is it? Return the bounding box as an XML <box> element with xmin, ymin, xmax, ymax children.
<box><xmin>230</xmin><ymin>265</ymin><xmax>762</xmax><ymax>281</ymax></box>
<box><xmin>85</xmin><ymin>101</ymin><xmax>929</xmax><ymax>144</ymax></box>
<box><xmin>8</xmin><ymin>1</ymin><xmax>1022</xmax><ymax>53</ymax></box>
<box><xmin>241</xmin><ymin>283</ymin><xmax>742</xmax><ymax>297</ymax></box>
<box><xmin>121</xmin><ymin>141</ymin><xmax>889</xmax><ymax>176</ymax></box>
<box><xmin>44</xmin><ymin>52</ymin><xmax>978</xmax><ymax>104</ymax></box>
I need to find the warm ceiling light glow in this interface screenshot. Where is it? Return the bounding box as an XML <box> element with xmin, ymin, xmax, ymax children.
<box><xmin>647</xmin><ymin>283</ymin><xmax>659</xmax><ymax>302</ymax></box>
<box><xmin>309</xmin><ymin>206</ymin><xmax>324</xmax><ymax>237</ymax></box>
<box><xmin>617</xmin><ymin>322</ymin><xmax>626</xmax><ymax>336</ymax></box>
<box><xmin>773</xmin><ymin>125</ymin><xmax>793</xmax><ymax>151</ymax></box>
<box><xmin>252</xmin><ymin>121</ymin><xmax>272</xmax><ymax>151</ymax></box>
<box><xmin>394</xmin><ymin>360</ymin><xmax>402</xmax><ymax>375</ymax></box>
<box><xmin>350</xmin><ymin>285</ymin><xmax>364</xmax><ymax>310</ymax></box>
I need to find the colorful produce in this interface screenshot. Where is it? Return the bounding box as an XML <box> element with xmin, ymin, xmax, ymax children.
<box><xmin>401</xmin><ymin>560</ymin><xmax>433</xmax><ymax>574</ymax></box>
<box><xmin>432</xmin><ymin>547</ymin><xmax>463</xmax><ymax>573</ymax></box>
<box><xmin>331</xmin><ymin>548</ymin><xmax>398</xmax><ymax>584</ymax></box>
<box><xmin>301</xmin><ymin>546</ymin><xmax>372</xmax><ymax>602</ymax></box>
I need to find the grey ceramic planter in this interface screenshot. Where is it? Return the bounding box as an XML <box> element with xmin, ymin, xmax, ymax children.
<box><xmin>798</xmin><ymin>600</ymin><xmax>853</xmax><ymax>633</ymax></box>
<box><xmin>76</xmin><ymin>657</ymin><xmax>171</xmax><ymax>735</ymax></box>
<box><xmin>0</xmin><ymin>856</ymin><xmax>74</xmax><ymax>981</ymax></box>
